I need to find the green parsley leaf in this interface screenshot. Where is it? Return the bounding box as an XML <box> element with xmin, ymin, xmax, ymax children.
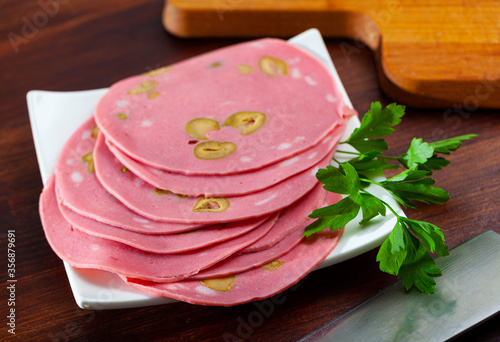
<box><xmin>377</xmin><ymin>219</ymin><xmax>448</xmax><ymax>294</ymax></box>
<box><xmin>348</xmin><ymin>151</ymin><xmax>400</xmax><ymax>172</ymax></box>
<box><xmin>304</xmin><ymin>197</ymin><xmax>360</xmax><ymax>236</ymax></box>
<box><xmin>403</xmin><ymin>138</ymin><xmax>434</xmax><ymax>169</ymax></box>
<box><xmin>402</xmin><ymin>218</ymin><xmax>449</xmax><ymax>257</ymax></box>
<box><xmin>429</xmin><ymin>134</ymin><xmax>477</xmax><ymax>154</ymax></box>
<box><xmin>396</xmin><ymin>233</ymin><xmax>443</xmax><ymax>294</ymax></box>
<box><xmin>386</xmin><ymin>168</ymin><xmax>430</xmax><ymax>182</ymax></box>
<box><xmin>347</xmin><ymin>138</ymin><xmax>388</xmax><ymax>155</ymax></box>
<box><xmin>377</xmin><ymin>222</ymin><xmax>407</xmax><ymax>275</ymax></box>
<box><xmin>398</xmin><ymin>155</ymin><xmax>451</xmax><ymax>173</ymax></box>
<box><xmin>380</xmin><ymin>177</ymin><xmax>450</xmax><ymax>208</ymax></box>
<box><xmin>345</xmin><ymin>102</ymin><xmax>405</xmax><ymax>153</ymax></box>
<box><xmin>358</xmin><ymin>193</ymin><xmax>386</xmax><ymax>224</ymax></box>
<box><xmin>316</xmin><ymin>163</ymin><xmax>360</xmax><ymax>197</ymax></box>
<box><xmin>418</xmin><ymin>155</ymin><xmax>451</xmax><ymax>172</ymax></box>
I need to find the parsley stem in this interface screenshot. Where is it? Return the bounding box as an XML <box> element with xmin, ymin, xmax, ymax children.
<box><xmin>377</xmin><ymin>155</ymin><xmax>402</xmax><ymax>160</ymax></box>
<box><xmin>335</xmin><ymin>150</ymin><xmax>361</xmax><ymax>156</ymax></box>
<box><xmin>359</xmin><ymin>178</ymin><xmax>383</xmax><ymax>187</ymax></box>
<box><xmin>378</xmin><ymin>198</ymin><xmax>402</xmax><ymax>219</ymax></box>
<box><xmin>336</xmin><ymin>149</ymin><xmax>402</xmax><ymax>161</ymax></box>
<box><xmin>332</xmin><ymin>157</ymin><xmax>342</xmax><ymax>165</ymax></box>
<box><xmin>361</xmin><ymin>189</ymin><xmax>402</xmax><ymax>220</ymax></box>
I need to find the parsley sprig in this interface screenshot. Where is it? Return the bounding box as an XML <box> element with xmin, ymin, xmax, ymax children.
<box><xmin>304</xmin><ymin>102</ymin><xmax>476</xmax><ymax>294</ymax></box>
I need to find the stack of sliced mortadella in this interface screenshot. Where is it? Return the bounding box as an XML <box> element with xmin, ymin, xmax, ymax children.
<box><xmin>39</xmin><ymin>38</ymin><xmax>355</xmax><ymax>306</ymax></box>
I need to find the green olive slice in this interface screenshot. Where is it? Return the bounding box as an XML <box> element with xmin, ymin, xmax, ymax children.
<box><xmin>194</xmin><ymin>141</ymin><xmax>236</xmax><ymax>160</ymax></box>
<box><xmin>186</xmin><ymin>118</ymin><xmax>220</xmax><ymax>140</ymax></box>
<box><xmin>142</xmin><ymin>66</ymin><xmax>173</xmax><ymax>76</ymax></box>
<box><xmin>224</xmin><ymin>111</ymin><xmax>266</xmax><ymax>135</ymax></box>
<box><xmin>81</xmin><ymin>152</ymin><xmax>95</xmax><ymax>173</ymax></box>
<box><xmin>200</xmin><ymin>275</ymin><xmax>236</xmax><ymax>292</ymax></box>
<box><xmin>261</xmin><ymin>260</ymin><xmax>284</xmax><ymax>271</ymax></box>
<box><xmin>127</xmin><ymin>80</ymin><xmax>158</xmax><ymax>94</ymax></box>
<box><xmin>193</xmin><ymin>197</ymin><xmax>230</xmax><ymax>212</ymax></box>
<box><xmin>259</xmin><ymin>56</ymin><xmax>288</xmax><ymax>76</ymax></box>
<box><xmin>91</xmin><ymin>124</ymin><xmax>100</xmax><ymax>139</ymax></box>
<box><xmin>154</xmin><ymin>188</ymin><xmax>172</xmax><ymax>196</ymax></box>
<box><xmin>237</xmin><ymin>65</ymin><xmax>253</xmax><ymax>74</ymax></box>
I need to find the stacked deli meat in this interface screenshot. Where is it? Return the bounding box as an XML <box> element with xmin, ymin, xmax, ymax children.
<box><xmin>39</xmin><ymin>38</ymin><xmax>353</xmax><ymax>306</ymax></box>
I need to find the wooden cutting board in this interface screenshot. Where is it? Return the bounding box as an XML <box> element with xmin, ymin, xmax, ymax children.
<box><xmin>163</xmin><ymin>0</ymin><xmax>500</xmax><ymax>108</ymax></box>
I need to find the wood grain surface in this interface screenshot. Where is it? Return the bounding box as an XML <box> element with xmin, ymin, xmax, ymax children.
<box><xmin>1</xmin><ymin>0</ymin><xmax>499</xmax><ymax>341</ymax></box>
<box><xmin>164</xmin><ymin>0</ymin><xmax>500</xmax><ymax>108</ymax></box>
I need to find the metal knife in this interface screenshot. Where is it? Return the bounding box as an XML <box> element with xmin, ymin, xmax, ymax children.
<box><xmin>299</xmin><ymin>230</ymin><xmax>500</xmax><ymax>342</ymax></box>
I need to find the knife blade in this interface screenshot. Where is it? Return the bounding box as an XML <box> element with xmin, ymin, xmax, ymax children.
<box><xmin>299</xmin><ymin>230</ymin><xmax>500</xmax><ymax>342</ymax></box>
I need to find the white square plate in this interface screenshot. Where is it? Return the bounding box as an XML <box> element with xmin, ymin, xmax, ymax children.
<box><xmin>28</xmin><ymin>29</ymin><xmax>404</xmax><ymax>310</ymax></box>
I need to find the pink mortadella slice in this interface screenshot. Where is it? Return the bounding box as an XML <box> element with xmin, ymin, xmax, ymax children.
<box><xmin>94</xmin><ymin>131</ymin><xmax>330</xmax><ymax>223</ymax></box>
<box><xmin>104</xmin><ymin>122</ymin><xmax>346</xmax><ymax>197</ymax></box>
<box><xmin>94</xmin><ymin>38</ymin><xmax>347</xmax><ymax>175</ymax></box>
<box><xmin>239</xmin><ymin>182</ymin><xmax>326</xmax><ymax>254</ymax></box>
<box><xmin>54</xmin><ymin>118</ymin><xmax>204</xmax><ymax>234</ymax></box>
<box><xmin>40</xmin><ymin>176</ymin><xmax>280</xmax><ymax>282</ymax></box>
<box><xmin>59</xmin><ymin>203</ymin><xmax>271</xmax><ymax>254</ymax></box>
<box><xmin>187</xmin><ymin>190</ymin><xmax>342</xmax><ymax>280</ymax></box>
<box><xmin>124</xmin><ymin>229</ymin><xmax>342</xmax><ymax>306</ymax></box>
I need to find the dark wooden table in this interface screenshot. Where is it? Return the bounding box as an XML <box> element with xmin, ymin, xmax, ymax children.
<box><xmin>1</xmin><ymin>1</ymin><xmax>499</xmax><ymax>341</ymax></box>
